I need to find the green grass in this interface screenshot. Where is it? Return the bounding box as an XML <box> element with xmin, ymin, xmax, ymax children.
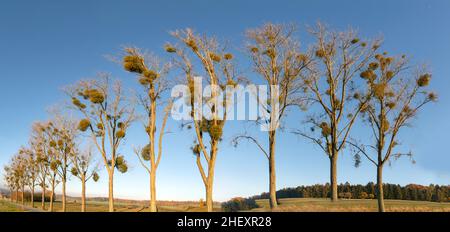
<box><xmin>0</xmin><ymin>199</ymin><xmax>24</xmax><ymax>212</ymax></box>
<box><xmin>252</xmin><ymin>198</ymin><xmax>450</xmax><ymax>212</ymax></box>
<box><xmin>11</xmin><ymin>200</ymin><xmax>220</xmax><ymax>212</ymax></box>
<box><xmin>3</xmin><ymin>197</ymin><xmax>449</xmax><ymax>212</ymax></box>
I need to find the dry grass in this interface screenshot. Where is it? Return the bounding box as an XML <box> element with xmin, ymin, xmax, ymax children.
<box><xmin>252</xmin><ymin>198</ymin><xmax>450</xmax><ymax>212</ymax></box>
<box><xmin>17</xmin><ymin>200</ymin><xmax>220</xmax><ymax>212</ymax></box>
<box><xmin>3</xmin><ymin>197</ymin><xmax>449</xmax><ymax>212</ymax></box>
<box><xmin>0</xmin><ymin>200</ymin><xmax>24</xmax><ymax>212</ymax></box>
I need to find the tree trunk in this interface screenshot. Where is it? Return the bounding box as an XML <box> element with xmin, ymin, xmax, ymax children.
<box><xmin>205</xmin><ymin>182</ymin><xmax>213</xmax><ymax>212</ymax></box>
<box><xmin>49</xmin><ymin>192</ymin><xmax>54</xmax><ymax>212</ymax></box>
<box><xmin>377</xmin><ymin>165</ymin><xmax>385</xmax><ymax>212</ymax></box>
<box><xmin>41</xmin><ymin>185</ymin><xmax>46</xmax><ymax>210</ymax></box>
<box><xmin>149</xmin><ymin>96</ymin><xmax>158</xmax><ymax>213</ymax></box>
<box><xmin>62</xmin><ymin>178</ymin><xmax>66</xmax><ymax>212</ymax></box>
<box><xmin>330</xmin><ymin>155</ymin><xmax>338</xmax><ymax>202</ymax></box>
<box><xmin>268</xmin><ymin>131</ymin><xmax>278</xmax><ymax>209</ymax></box>
<box><xmin>205</xmin><ymin>145</ymin><xmax>217</xmax><ymax>212</ymax></box>
<box><xmin>81</xmin><ymin>175</ymin><xmax>86</xmax><ymax>212</ymax></box>
<box><xmin>15</xmin><ymin>189</ymin><xmax>18</xmax><ymax>203</ymax></box>
<box><xmin>62</xmin><ymin>156</ymin><xmax>68</xmax><ymax>212</ymax></box>
<box><xmin>49</xmin><ymin>179</ymin><xmax>55</xmax><ymax>212</ymax></box>
<box><xmin>21</xmin><ymin>186</ymin><xmax>24</xmax><ymax>205</ymax></box>
<box><xmin>108</xmin><ymin>171</ymin><xmax>114</xmax><ymax>212</ymax></box>
<box><xmin>150</xmin><ymin>168</ymin><xmax>157</xmax><ymax>212</ymax></box>
<box><xmin>31</xmin><ymin>185</ymin><xmax>35</xmax><ymax>208</ymax></box>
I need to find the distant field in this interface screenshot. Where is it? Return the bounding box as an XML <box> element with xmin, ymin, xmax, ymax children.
<box><xmin>2</xmin><ymin>198</ymin><xmax>450</xmax><ymax>212</ymax></box>
<box><xmin>252</xmin><ymin>198</ymin><xmax>450</xmax><ymax>212</ymax></box>
<box><xmin>0</xmin><ymin>199</ymin><xmax>220</xmax><ymax>212</ymax></box>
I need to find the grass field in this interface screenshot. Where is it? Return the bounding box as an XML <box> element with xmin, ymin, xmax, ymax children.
<box><xmin>1</xmin><ymin>198</ymin><xmax>450</xmax><ymax>212</ymax></box>
<box><xmin>36</xmin><ymin>201</ymin><xmax>220</xmax><ymax>212</ymax></box>
<box><xmin>0</xmin><ymin>200</ymin><xmax>23</xmax><ymax>212</ymax></box>
<box><xmin>252</xmin><ymin>198</ymin><xmax>450</xmax><ymax>212</ymax></box>
<box><xmin>0</xmin><ymin>199</ymin><xmax>221</xmax><ymax>212</ymax></box>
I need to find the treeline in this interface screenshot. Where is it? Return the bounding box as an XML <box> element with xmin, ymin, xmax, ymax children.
<box><xmin>252</xmin><ymin>183</ymin><xmax>450</xmax><ymax>202</ymax></box>
<box><xmin>9</xmin><ymin>191</ymin><xmax>51</xmax><ymax>202</ymax></box>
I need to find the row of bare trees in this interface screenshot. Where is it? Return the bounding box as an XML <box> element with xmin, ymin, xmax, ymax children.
<box><xmin>3</xmin><ymin>23</ymin><xmax>436</xmax><ymax>213</ymax></box>
<box><xmin>3</xmin><ymin>116</ymin><xmax>99</xmax><ymax>212</ymax></box>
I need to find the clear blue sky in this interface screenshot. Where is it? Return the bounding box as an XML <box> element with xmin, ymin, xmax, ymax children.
<box><xmin>0</xmin><ymin>0</ymin><xmax>449</xmax><ymax>201</ymax></box>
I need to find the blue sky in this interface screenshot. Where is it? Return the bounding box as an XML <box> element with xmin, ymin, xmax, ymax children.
<box><xmin>0</xmin><ymin>0</ymin><xmax>449</xmax><ymax>201</ymax></box>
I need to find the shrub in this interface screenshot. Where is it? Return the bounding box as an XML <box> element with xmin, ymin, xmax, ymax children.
<box><xmin>339</xmin><ymin>192</ymin><xmax>352</xmax><ymax>199</ymax></box>
<box><xmin>222</xmin><ymin>197</ymin><xmax>259</xmax><ymax>212</ymax></box>
<box><xmin>359</xmin><ymin>192</ymin><xmax>368</xmax><ymax>199</ymax></box>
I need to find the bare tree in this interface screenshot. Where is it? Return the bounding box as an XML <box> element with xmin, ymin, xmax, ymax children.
<box><xmin>39</xmin><ymin>122</ymin><xmax>63</xmax><ymax>212</ymax></box>
<box><xmin>232</xmin><ymin>23</ymin><xmax>311</xmax><ymax>209</ymax></box>
<box><xmin>3</xmin><ymin>165</ymin><xmax>15</xmax><ymax>202</ymax></box>
<box><xmin>122</xmin><ymin>47</ymin><xmax>173</xmax><ymax>212</ymax></box>
<box><xmin>44</xmin><ymin>114</ymin><xmax>78</xmax><ymax>212</ymax></box>
<box><xmin>3</xmin><ymin>161</ymin><xmax>20</xmax><ymax>203</ymax></box>
<box><xmin>6</xmin><ymin>153</ymin><xmax>30</xmax><ymax>205</ymax></box>
<box><xmin>18</xmin><ymin>146</ymin><xmax>39</xmax><ymax>208</ymax></box>
<box><xmin>70</xmin><ymin>146</ymin><xmax>100</xmax><ymax>212</ymax></box>
<box><xmin>31</xmin><ymin>122</ymin><xmax>51</xmax><ymax>210</ymax></box>
<box><xmin>168</xmin><ymin>28</ymin><xmax>237</xmax><ymax>212</ymax></box>
<box><xmin>347</xmin><ymin>54</ymin><xmax>436</xmax><ymax>212</ymax></box>
<box><xmin>295</xmin><ymin>23</ymin><xmax>381</xmax><ymax>201</ymax></box>
<box><xmin>47</xmin><ymin>149</ymin><xmax>60</xmax><ymax>212</ymax></box>
<box><xmin>66</xmin><ymin>73</ymin><xmax>134</xmax><ymax>212</ymax></box>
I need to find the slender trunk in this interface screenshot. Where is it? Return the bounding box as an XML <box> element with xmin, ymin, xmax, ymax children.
<box><xmin>205</xmin><ymin>182</ymin><xmax>213</xmax><ymax>212</ymax></box>
<box><xmin>149</xmin><ymin>94</ymin><xmax>158</xmax><ymax>213</ymax></box>
<box><xmin>150</xmin><ymin>168</ymin><xmax>157</xmax><ymax>212</ymax></box>
<box><xmin>21</xmin><ymin>186</ymin><xmax>24</xmax><ymax>205</ymax></box>
<box><xmin>108</xmin><ymin>171</ymin><xmax>114</xmax><ymax>212</ymax></box>
<box><xmin>49</xmin><ymin>178</ymin><xmax>55</xmax><ymax>212</ymax></box>
<box><xmin>62</xmin><ymin>177</ymin><xmax>66</xmax><ymax>212</ymax></box>
<box><xmin>15</xmin><ymin>189</ymin><xmax>18</xmax><ymax>203</ymax></box>
<box><xmin>205</xmin><ymin>144</ymin><xmax>217</xmax><ymax>212</ymax></box>
<box><xmin>41</xmin><ymin>184</ymin><xmax>46</xmax><ymax>210</ymax></box>
<box><xmin>268</xmin><ymin>131</ymin><xmax>278</xmax><ymax>209</ymax></box>
<box><xmin>377</xmin><ymin>101</ymin><xmax>386</xmax><ymax>212</ymax></box>
<box><xmin>49</xmin><ymin>192</ymin><xmax>54</xmax><ymax>212</ymax></box>
<box><xmin>377</xmin><ymin>165</ymin><xmax>385</xmax><ymax>212</ymax></box>
<box><xmin>330</xmin><ymin>154</ymin><xmax>338</xmax><ymax>202</ymax></box>
<box><xmin>81</xmin><ymin>175</ymin><xmax>86</xmax><ymax>212</ymax></box>
<box><xmin>31</xmin><ymin>185</ymin><xmax>35</xmax><ymax>208</ymax></box>
<box><xmin>62</xmin><ymin>156</ymin><xmax>67</xmax><ymax>212</ymax></box>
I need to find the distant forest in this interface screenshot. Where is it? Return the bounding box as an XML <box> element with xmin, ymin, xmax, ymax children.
<box><xmin>252</xmin><ymin>183</ymin><xmax>450</xmax><ymax>203</ymax></box>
